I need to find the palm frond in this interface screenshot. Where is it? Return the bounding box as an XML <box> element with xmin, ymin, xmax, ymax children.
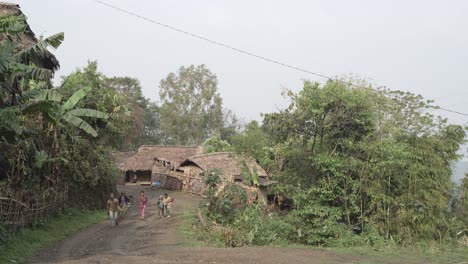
<box><xmin>68</xmin><ymin>108</ymin><xmax>109</xmax><ymax>119</ymax></box>
<box><xmin>33</xmin><ymin>89</ymin><xmax>63</xmax><ymax>102</ymax></box>
<box><xmin>7</xmin><ymin>62</ymin><xmax>53</xmax><ymax>84</ymax></box>
<box><xmin>0</xmin><ymin>39</ymin><xmax>16</xmax><ymax>72</ymax></box>
<box><xmin>13</xmin><ymin>32</ymin><xmax>64</xmax><ymax>62</ymax></box>
<box><xmin>21</xmin><ymin>101</ymin><xmax>57</xmax><ymax>115</ymax></box>
<box><xmin>62</xmin><ymin>113</ymin><xmax>98</xmax><ymax>137</ymax></box>
<box><xmin>61</xmin><ymin>86</ymin><xmax>91</xmax><ymax>111</ymax></box>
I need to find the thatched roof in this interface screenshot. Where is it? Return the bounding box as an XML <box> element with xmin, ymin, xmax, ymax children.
<box><xmin>178</xmin><ymin>152</ymin><xmax>268</xmax><ymax>179</ymax></box>
<box><xmin>111</xmin><ymin>151</ymin><xmax>136</xmax><ymax>170</ymax></box>
<box><xmin>0</xmin><ymin>2</ymin><xmax>60</xmax><ymax>71</ymax></box>
<box><xmin>122</xmin><ymin>145</ymin><xmax>202</xmax><ymax>171</ymax></box>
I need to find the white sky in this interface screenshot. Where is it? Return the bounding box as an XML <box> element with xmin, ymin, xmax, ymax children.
<box><xmin>14</xmin><ymin>0</ymin><xmax>468</xmax><ymax>157</ymax></box>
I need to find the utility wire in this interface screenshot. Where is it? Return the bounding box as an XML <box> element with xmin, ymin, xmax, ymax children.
<box><xmin>438</xmin><ymin>108</ymin><xmax>468</xmax><ymax>117</ymax></box>
<box><xmin>93</xmin><ymin>0</ymin><xmax>468</xmax><ymax>118</ymax></box>
<box><xmin>93</xmin><ymin>0</ymin><xmax>330</xmax><ymax>80</ymax></box>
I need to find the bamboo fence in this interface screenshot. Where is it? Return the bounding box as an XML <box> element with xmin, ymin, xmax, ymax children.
<box><xmin>0</xmin><ymin>185</ymin><xmax>69</xmax><ymax>231</ymax></box>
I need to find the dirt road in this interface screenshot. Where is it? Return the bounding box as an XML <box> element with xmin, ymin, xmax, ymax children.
<box><xmin>31</xmin><ymin>186</ymin><xmax>371</xmax><ymax>264</ymax></box>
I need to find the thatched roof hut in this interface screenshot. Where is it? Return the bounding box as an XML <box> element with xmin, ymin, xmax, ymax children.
<box><xmin>0</xmin><ymin>2</ymin><xmax>60</xmax><ymax>71</ymax></box>
<box><xmin>122</xmin><ymin>145</ymin><xmax>202</xmax><ymax>172</ymax></box>
<box><xmin>111</xmin><ymin>151</ymin><xmax>136</xmax><ymax>170</ymax></box>
<box><xmin>178</xmin><ymin>152</ymin><xmax>272</xmax><ymax>185</ymax></box>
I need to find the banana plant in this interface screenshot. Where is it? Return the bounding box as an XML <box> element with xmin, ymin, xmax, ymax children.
<box><xmin>23</xmin><ymin>86</ymin><xmax>109</xmax><ymax>139</ymax></box>
<box><xmin>0</xmin><ymin>13</ymin><xmax>64</xmax><ymax>106</ymax></box>
<box><xmin>19</xmin><ymin>85</ymin><xmax>108</xmax><ymax>185</ymax></box>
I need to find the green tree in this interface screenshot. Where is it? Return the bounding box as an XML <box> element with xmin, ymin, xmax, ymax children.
<box><xmin>0</xmin><ymin>9</ymin><xmax>125</xmax><ymax>211</ymax></box>
<box><xmin>220</xmin><ymin>109</ymin><xmax>242</xmax><ymax>143</ymax></box>
<box><xmin>261</xmin><ymin>79</ymin><xmax>466</xmax><ymax>244</ymax></box>
<box><xmin>104</xmin><ymin>76</ymin><xmax>147</xmax><ymax>148</ymax></box>
<box><xmin>159</xmin><ymin>64</ymin><xmax>223</xmax><ymax>145</ymax></box>
<box><xmin>202</xmin><ymin>134</ymin><xmax>231</xmax><ymax>153</ymax></box>
<box><xmin>453</xmin><ymin>174</ymin><xmax>468</xmax><ymax>227</ymax></box>
<box><xmin>138</xmin><ymin>101</ymin><xmax>162</xmax><ymax>145</ymax></box>
<box><xmin>59</xmin><ymin>62</ymin><xmax>135</xmax><ymax>150</ymax></box>
<box><xmin>232</xmin><ymin>121</ymin><xmax>269</xmax><ymax>159</ymax></box>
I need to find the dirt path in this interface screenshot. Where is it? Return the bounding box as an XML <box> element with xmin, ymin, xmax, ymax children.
<box><xmin>31</xmin><ymin>186</ymin><xmax>373</xmax><ymax>264</ymax></box>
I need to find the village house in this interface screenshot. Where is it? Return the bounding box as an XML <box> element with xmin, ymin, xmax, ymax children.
<box><xmin>117</xmin><ymin>145</ymin><xmax>202</xmax><ymax>188</ymax></box>
<box><xmin>110</xmin><ymin>150</ymin><xmax>136</xmax><ymax>184</ymax></box>
<box><xmin>113</xmin><ymin>146</ymin><xmax>275</xmax><ymax>203</ymax></box>
<box><xmin>176</xmin><ymin>152</ymin><xmax>275</xmax><ymax>204</ymax></box>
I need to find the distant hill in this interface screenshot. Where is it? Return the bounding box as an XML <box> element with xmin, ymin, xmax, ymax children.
<box><xmin>452</xmin><ymin>160</ymin><xmax>468</xmax><ymax>184</ymax></box>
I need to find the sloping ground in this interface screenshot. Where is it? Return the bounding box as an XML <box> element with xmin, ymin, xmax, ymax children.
<box><xmin>32</xmin><ymin>186</ymin><xmax>448</xmax><ymax>264</ymax></box>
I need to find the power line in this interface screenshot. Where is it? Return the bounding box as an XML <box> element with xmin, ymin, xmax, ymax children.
<box><xmin>438</xmin><ymin>108</ymin><xmax>468</xmax><ymax>117</ymax></box>
<box><xmin>93</xmin><ymin>0</ymin><xmax>329</xmax><ymax>80</ymax></box>
<box><xmin>93</xmin><ymin>0</ymin><xmax>468</xmax><ymax>118</ymax></box>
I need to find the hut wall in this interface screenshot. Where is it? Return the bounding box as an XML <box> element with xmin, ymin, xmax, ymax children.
<box><xmin>188</xmin><ymin>177</ymin><xmax>206</xmax><ymax>195</ymax></box>
<box><xmin>152</xmin><ymin>173</ymin><xmax>182</xmax><ymax>191</ymax></box>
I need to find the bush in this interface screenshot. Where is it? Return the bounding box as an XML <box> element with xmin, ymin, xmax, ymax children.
<box><xmin>207</xmin><ymin>183</ymin><xmax>247</xmax><ymax>224</ymax></box>
<box><xmin>227</xmin><ymin>205</ymin><xmax>294</xmax><ymax>246</ymax></box>
<box><xmin>256</xmin><ymin>217</ymin><xmax>295</xmax><ymax>245</ymax></box>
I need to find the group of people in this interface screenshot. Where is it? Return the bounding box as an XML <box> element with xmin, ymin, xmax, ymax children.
<box><xmin>106</xmin><ymin>191</ymin><xmax>174</xmax><ymax>226</ymax></box>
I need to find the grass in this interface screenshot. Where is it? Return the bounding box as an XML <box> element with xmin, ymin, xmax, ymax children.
<box><xmin>332</xmin><ymin>245</ymin><xmax>468</xmax><ymax>264</ymax></box>
<box><xmin>176</xmin><ymin>209</ymin><xmax>224</xmax><ymax>247</ymax></box>
<box><xmin>0</xmin><ymin>208</ymin><xmax>106</xmax><ymax>264</ymax></box>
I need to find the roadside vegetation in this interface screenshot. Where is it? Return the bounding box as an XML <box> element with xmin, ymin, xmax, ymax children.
<box><xmin>0</xmin><ymin>209</ymin><xmax>105</xmax><ymax>264</ymax></box>
<box><xmin>196</xmin><ymin>80</ymin><xmax>468</xmax><ymax>256</ymax></box>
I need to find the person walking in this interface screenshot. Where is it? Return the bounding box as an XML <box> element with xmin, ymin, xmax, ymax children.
<box><xmin>163</xmin><ymin>193</ymin><xmax>174</xmax><ymax>218</ymax></box>
<box><xmin>107</xmin><ymin>193</ymin><xmax>120</xmax><ymax>226</ymax></box>
<box><xmin>139</xmin><ymin>191</ymin><xmax>148</xmax><ymax>219</ymax></box>
<box><xmin>119</xmin><ymin>192</ymin><xmax>130</xmax><ymax>218</ymax></box>
<box><xmin>157</xmin><ymin>195</ymin><xmax>165</xmax><ymax>218</ymax></box>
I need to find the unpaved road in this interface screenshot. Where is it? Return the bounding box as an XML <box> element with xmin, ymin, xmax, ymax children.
<box><xmin>31</xmin><ymin>186</ymin><xmax>379</xmax><ymax>264</ymax></box>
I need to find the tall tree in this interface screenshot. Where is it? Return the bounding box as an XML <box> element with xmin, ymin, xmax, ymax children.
<box><xmin>261</xmin><ymin>79</ymin><xmax>466</xmax><ymax>244</ymax></box>
<box><xmin>159</xmin><ymin>64</ymin><xmax>223</xmax><ymax>145</ymax></box>
<box><xmin>60</xmin><ymin>62</ymin><xmax>136</xmax><ymax>150</ymax></box>
<box><xmin>138</xmin><ymin>101</ymin><xmax>162</xmax><ymax>145</ymax></box>
<box><xmin>104</xmin><ymin>76</ymin><xmax>147</xmax><ymax>149</ymax></box>
<box><xmin>220</xmin><ymin>108</ymin><xmax>242</xmax><ymax>143</ymax></box>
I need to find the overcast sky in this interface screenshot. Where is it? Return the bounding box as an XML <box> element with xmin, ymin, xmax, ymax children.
<box><xmin>15</xmin><ymin>1</ymin><xmax>468</xmax><ymax>126</ymax></box>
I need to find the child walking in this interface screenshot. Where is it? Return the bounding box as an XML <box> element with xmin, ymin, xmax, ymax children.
<box><xmin>107</xmin><ymin>193</ymin><xmax>121</xmax><ymax>226</ymax></box>
<box><xmin>163</xmin><ymin>193</ymin><xmax>174</xmax><ymax>218</ymax></box>
<box><xmin>157</xmin><ymin>195</ymin><xmax>165</xmax><ymax>218</ymax></box>
<box><xmin>139</xmin><ymin>191</ymin><xmax>147</xmax><ymax>219</ymax></box>
<box><xmin>119</xmin><ymin>192</ymin><xmax>130</xmax><ymax>218</ymax></box>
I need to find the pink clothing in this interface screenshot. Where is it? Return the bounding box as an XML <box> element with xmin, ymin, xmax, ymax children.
<box><xmin>139</xmin><ymin>196</ymin><xmax>147</xmax><ymax>207</ymax></box>
<box><xmin>140</xmin><ymin>205</ymin><xmax>146</xmax><ymax>218</ymax></box>
<box><xmin>139</xmin><ymin>195</ymin><xmax>147</xmax><ymax>218</ymax></box>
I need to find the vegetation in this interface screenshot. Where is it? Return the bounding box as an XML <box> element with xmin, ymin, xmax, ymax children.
<box><xmin>202</xmin><ymin>134</ymin><xmax>231</xmax><ymax>153</ymax></box>
<box><xmin>0</xmin><ymin>209</ymin><xmax>106</xmax><ymax>264</ymax></box>
<box><xmin>0</xmin><ymin>11</ymin><xmax>160</xmax><ymax>216</ymax></box>
<box><xmin>159</xmin><ymin>64</ymin><xmax>224</xmax><ymax>145</ymax></box>
<box><xmin>2</xmin><ymin>4</ymin><xmax>468</xmax><ymax>260</ymax></box>
<box><xmin>195</xmin><ymin>79</ymin><xmax>468</xmax><ymax>250</ymax></box>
